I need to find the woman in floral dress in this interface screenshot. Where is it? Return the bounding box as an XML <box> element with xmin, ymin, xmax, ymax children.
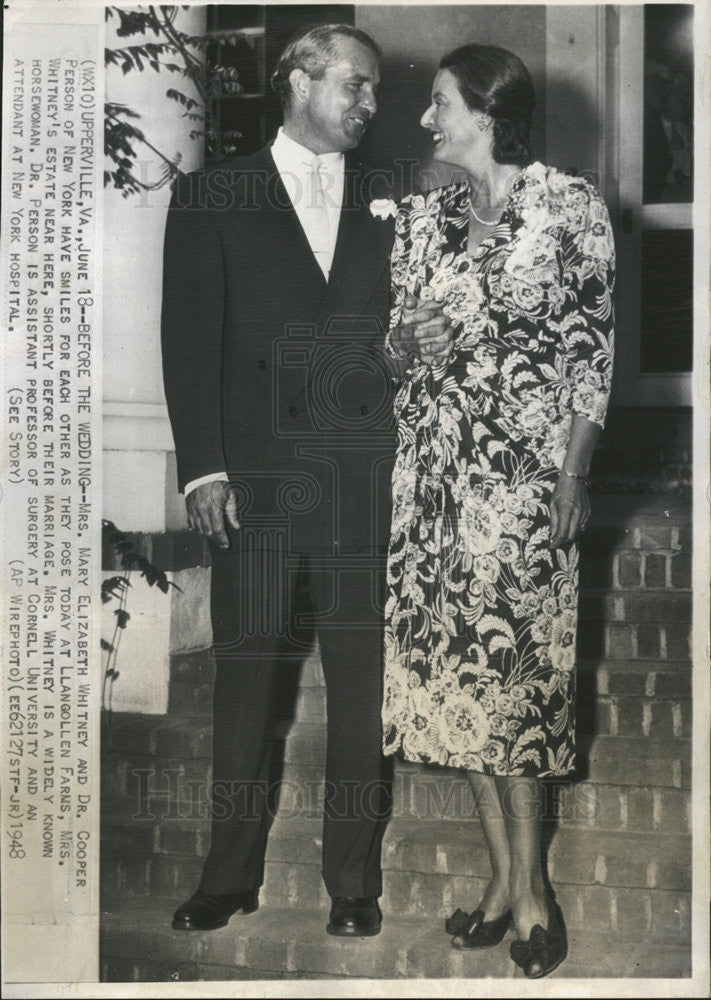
<box><xmin>383</xmin><ymin>44</ymin><xmax>615</xmax><ymax>977</ymax></box>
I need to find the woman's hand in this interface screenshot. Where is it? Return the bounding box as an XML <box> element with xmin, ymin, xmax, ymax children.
<box><xmin>549</xmin><ymin>473</ymin><xmax>590</xmax><ymax>547</ymax></box>
<box><xmin>391</xmin><ymin>295</ymin><xmax>455</xmax><ymax>366</ymax></box>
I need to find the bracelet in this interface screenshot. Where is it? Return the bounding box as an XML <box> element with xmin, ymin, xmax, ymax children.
<box><xmin>561</xmin><ymin>469</ymin><xmax>589</xmax><ymax>485</ymax></box>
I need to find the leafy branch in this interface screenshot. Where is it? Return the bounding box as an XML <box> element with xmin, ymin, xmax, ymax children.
<box><xmin>105</xmin><ymin>4</ymin><xmax>253</xmax><ymax>195</ymax></box>
<box><xmin>101</xmin><ymin>519</ymin><xmax>180</xmax><ymax>713</ymax></box>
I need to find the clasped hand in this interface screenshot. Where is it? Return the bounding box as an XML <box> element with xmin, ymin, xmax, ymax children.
<box><xmin>549</xmin><ymin>474</ymin><xmax>590</xmax><ymax>548</ymax></box>
<box><xmin>390</xmin><ymin>295</ymin><xmax>455</xmax><ymax>367</ymax></box>
<box><xmin>187</xmin><ymin>480</ymin><xmax>240</xmax><ymax>549</ymax></box>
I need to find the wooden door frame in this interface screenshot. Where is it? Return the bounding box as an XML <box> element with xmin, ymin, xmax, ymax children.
<box><xmin>614</xmin><ymin>4</ymin><xmax>692</xmax><ymax>407</ymax></box>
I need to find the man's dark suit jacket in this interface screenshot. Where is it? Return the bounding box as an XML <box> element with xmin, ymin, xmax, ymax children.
<box><xmin>161</xmin><ymin>145</ymin><xmax>397</xmax><ymax>556</ymax></box>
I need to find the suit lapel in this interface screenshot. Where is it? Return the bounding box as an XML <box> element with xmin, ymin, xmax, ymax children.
<box><xmin>237</xmin><ymin>148</ymin><xmax>391</xmax><ymax>321</ymax></box>
<box><xmin>243</xmin><ymin>146</ymin><xmax>327</xmax><ymax>305</ymax></box>
<box><xmin>317</xmin><ymin>159</ymin><xmax>392</xmax><ymax>326</ymax></box>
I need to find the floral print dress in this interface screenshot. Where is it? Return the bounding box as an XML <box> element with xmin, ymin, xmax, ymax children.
<box><xmin>382</xmin><ymin>162</ymin><xmax>615</xmax><ymax>777</ymax></box>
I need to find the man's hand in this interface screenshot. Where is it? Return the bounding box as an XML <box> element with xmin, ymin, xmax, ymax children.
<box><xmin>391</xmin><ymin>295</ymin><xmax>455</xmax><ymax>366</ymax></box>
<box><xmin>549</xmin><ymin>474</ymin><xmax>590</xmax><ymax>548</ymax></box>
<box><xmin>186</xmin><ymin>481</ymin><xmax>240</xmax><ymax>549</ymax></box>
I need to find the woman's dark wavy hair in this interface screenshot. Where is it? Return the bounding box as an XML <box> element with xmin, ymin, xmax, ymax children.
<box><xmin>440</xmin><ymin>44</ymin><xmax>535</xmax><ymax>166</ymax></box>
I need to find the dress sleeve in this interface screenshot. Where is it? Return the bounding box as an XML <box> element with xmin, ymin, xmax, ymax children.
<box><xmin>558</xmin><ymin>181</ymin><xmax>616</xmax><ymax>429</ymax></box>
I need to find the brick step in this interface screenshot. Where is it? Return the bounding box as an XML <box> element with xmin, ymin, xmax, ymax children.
<box><xmin>577</xmin><ymin>618</ymin><xmax>691</xmax><ymax>661</ymax></box>
<box><xmin>101</xmin><ymin>808</ymin><xmax>690</xmax><ymax>894</ymax></box>
<box><xmin>103</xmin><ymin>720</ymin><xmax>691</xmax><ymax>831</ymax></box>
<box><xmin>102</xmin><ymin>731</ymin><xmax>690</xmax><ymax>832</ymax></box>
<box><xmin>261</xmin><ymin>864</ymin><xmax>691</xmax><ymax>941</ymax></box>
<box><xmin>377</xmin><ymin>820</ymin><xmax>691</xmax><ymax>892</ymax></box>
<box><xmin>578</xmin><ymin>499</ymin><xmax>690</xmax><ymax>591</ymax></box>
<box><xmin>579</xmin><ymin>589</ymin><xmax>690</xmax><ymax>623</ymax></box>
<box><xmin>101</xmin><ymin>852</ymin><xmax>691</xmax><ymax>943</ymax></box>
<box><xmin>579</xmin><ymin>546</ymin><xmax>691</xmax><ymax>591</ymax></box>
<box><xmin>579</xmin><ymin>735</ymin><xmax>690</xmax><ymax>788</ymax></box>
<box><xmin>389</xmin><ymin>764</ymin><xmax>692</xmax><ymax>830</ymax></box>
<box><xmin>100</xmin><ymin>892</ymin><xmax>690</xmax><ymax>981</ymax></box>
<box><xmin>584</xmin><ymin>695</ymin><xmax>690</xmax><ymax>740</ymax></box>
<box><xmin>582</xmin><ymin>658</ymin><xmax>691</xmax><ymax>697</ymax></box>
<box><xmin>102</xmin><ymin>759</ymin><xmax>691</xmax><ymax>836</ymax></box>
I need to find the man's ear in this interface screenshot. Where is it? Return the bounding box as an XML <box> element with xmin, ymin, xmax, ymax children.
<box><xmin>288</xmin><ymin>68</ymin><xmax>311</xmax><ymax>106</ymax></box>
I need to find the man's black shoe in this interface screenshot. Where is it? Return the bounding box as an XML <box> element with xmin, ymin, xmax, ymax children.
<box><xmin>326</xmin><ymin>896</ymin><xmax>382</xmax><ymax>937</ymax></box>
<box><xmin>172</xmin><ymin>888</ymin><xmax>258</xmax><ymax>931</ymax></box>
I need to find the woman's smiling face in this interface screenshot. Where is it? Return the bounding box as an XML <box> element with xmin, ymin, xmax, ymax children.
<box><xmin>420</xmin><ymin>68</ymin><xmax>493</xmax><ymax>170</ymax></box>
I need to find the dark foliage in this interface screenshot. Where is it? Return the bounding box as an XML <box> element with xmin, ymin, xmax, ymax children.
<box><xmin>104</xmin><ymin>5</ymin><xmax>252</xmax><ymax>195</ymax></box>
<box><xmin>101</xmin><ymin>519</ymin><xmax>180</xmax><ymax>712</ymax></box>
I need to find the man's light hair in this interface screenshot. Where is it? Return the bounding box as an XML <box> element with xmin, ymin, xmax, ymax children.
<box><xmin>271</xmin><ymin>23</ymin><xmax>381</xmax><ymax>110</ymax></box>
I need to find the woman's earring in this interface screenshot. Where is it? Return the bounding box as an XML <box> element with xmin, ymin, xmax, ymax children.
<box><xmin>477</xmin><ymin>117</ymin><xmax>491</xmax><ymax>132</ymax></box>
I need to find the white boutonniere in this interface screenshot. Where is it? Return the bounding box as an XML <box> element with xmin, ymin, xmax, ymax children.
<box><xmin>369</xmin><ymin>198</ymin><xmax>398</xmax><ymax>220</ymax></box>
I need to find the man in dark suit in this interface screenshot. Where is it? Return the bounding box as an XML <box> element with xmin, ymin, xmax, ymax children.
<box><xmin>161</xmin><ymin>23</ymin><xmax>451</xmax><ymax>938</ymax></box>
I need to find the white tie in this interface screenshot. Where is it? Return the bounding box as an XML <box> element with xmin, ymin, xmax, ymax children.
<box><xmin>306</xmin><ymin>156</ymin><xmax>333</xmax><ymax>280</ymax></box>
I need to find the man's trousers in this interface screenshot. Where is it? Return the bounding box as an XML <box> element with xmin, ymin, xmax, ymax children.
<box><xmin>198</xmin><ymin>541</ymin><xmax>392</xmax><ymax>899</ymax></box>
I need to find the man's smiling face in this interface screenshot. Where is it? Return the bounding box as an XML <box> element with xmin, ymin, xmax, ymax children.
<box><xmin>300</xmin><ymin>37</ymin><xmax>380</xmax><ymax>153</ymax></box>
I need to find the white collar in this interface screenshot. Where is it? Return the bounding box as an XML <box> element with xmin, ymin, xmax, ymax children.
<box><xmin>273</xmin><ymin>127</ymin><xmax>344</xmax><ymax>173</ymax></box>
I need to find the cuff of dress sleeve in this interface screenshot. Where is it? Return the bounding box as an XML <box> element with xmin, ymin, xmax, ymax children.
<box><xmin>570</xmin><ymin>396</ymin><xmax>609</xmax><ymax>430</ymax></box>
<box><xmin>384</xmin><ymin>329</ymin><xmax>401</xmax><ymax>360</ymax></box>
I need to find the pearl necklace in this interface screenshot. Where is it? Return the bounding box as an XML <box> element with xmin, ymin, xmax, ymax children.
<box><xmin>469</xmin><ymin>169</ymin><xmax>522</xmax><ymax>226</ymax></box>
<box><xmin>470</xmin><ymin>202</ymin><xmax>503</xmax><ymax>226</ymax></box>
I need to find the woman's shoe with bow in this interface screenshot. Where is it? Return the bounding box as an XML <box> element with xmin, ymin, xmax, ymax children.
<box><xmin>509</xmin><ymin>893</ymin><xmax>567</xmax><ymax>978</ymax></box>
<box><xmin>446</xmin><ymin>905</ymin><xmax>513</xmax><ymax>949</ymax></box>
